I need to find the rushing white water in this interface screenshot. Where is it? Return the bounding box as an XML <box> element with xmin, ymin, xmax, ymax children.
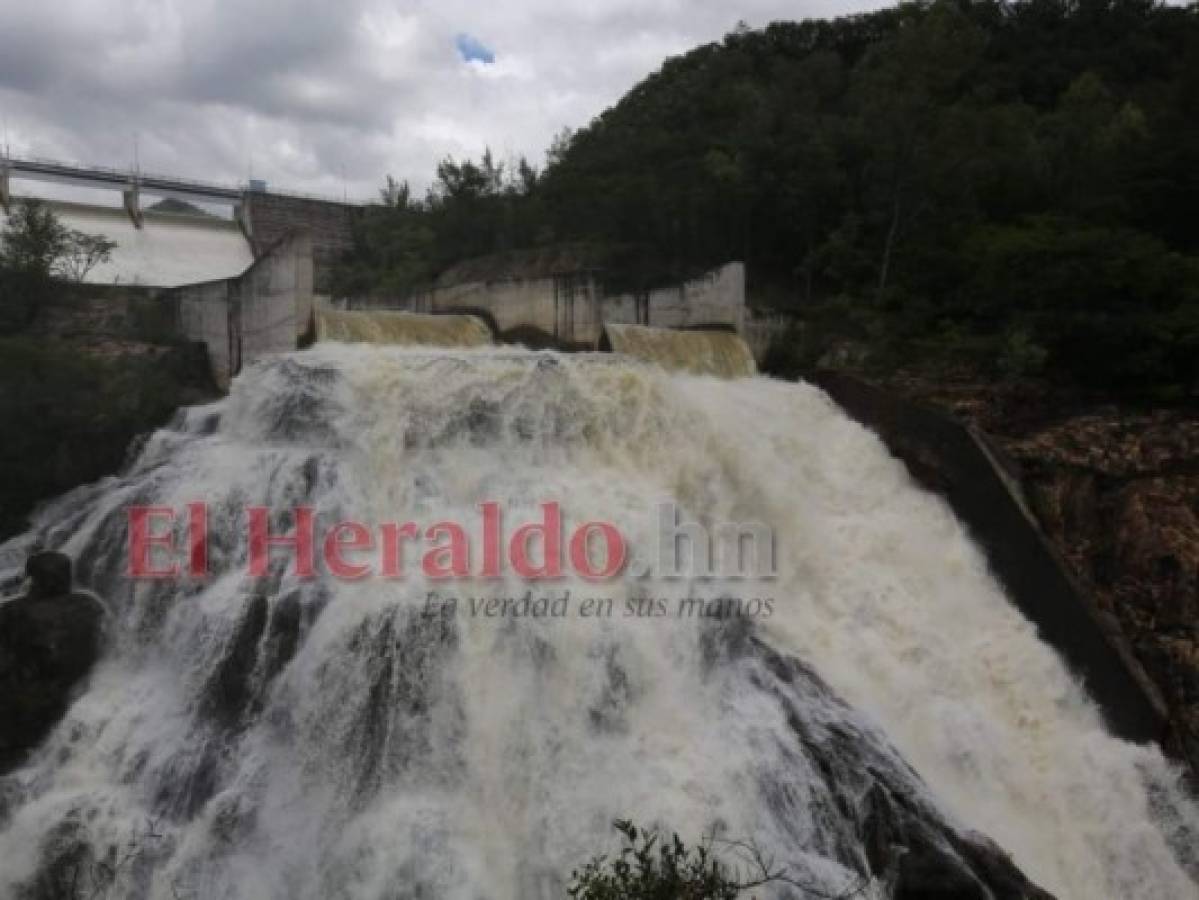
<box><xmin>0</xmin><ymin>345</ymin><xmax>1195</xmax><ymax>900</ymax></box>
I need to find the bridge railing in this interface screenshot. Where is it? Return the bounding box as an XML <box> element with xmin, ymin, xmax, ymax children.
<box><xmin>1</xmin><ymin>154</ymin><xmax>366</xmax><ymax>207</ymax></box>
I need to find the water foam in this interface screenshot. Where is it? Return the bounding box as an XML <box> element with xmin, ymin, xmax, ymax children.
<box><xmin>0</xmin><ymin>345</ymin><xmax>1193</xmax><ymax>899</ymax></box>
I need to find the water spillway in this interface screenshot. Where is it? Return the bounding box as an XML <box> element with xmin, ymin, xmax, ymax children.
<box><xmin>600</xmin><ymin>323</ymin><xmax>757</xmax><ymax>377</ymax></box>
<box><xmin>0</xmin><ymin>345</ymin><xmax>1195</xmax><ymax>899</ymax></box>
<box><xmin>315</xmin><ymin>307</ymin><xmax>494</xmax><ymax>348</ymax></box>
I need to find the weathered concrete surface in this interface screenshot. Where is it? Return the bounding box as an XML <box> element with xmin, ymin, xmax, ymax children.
<box><xmin>168</xmin><ymin>232</ymin><xmax>313</xmax><ymax>387</ymax></box>
<box><xmin>808</xmin><ymin>371</ymin><xmax>1169</xmax><ymax>747</ymax></box>
<box><xmin>352</xmin><ymin>260</ymin><xmax>747</xmax><ymax>349</ymax></box>
<box><xmin>643</xmin><ymin>262</ymin><xmax>745</xmax><ymax>332</ymax></box>
<box><xmin>238</xmin><ymin>232</ymin><xmax>314</xmax><ymax>368</ymax></box>
<box><xmin>174</xmin><ymin>278</ymin><xmax>233</xmax><ymax>387</ymax></box>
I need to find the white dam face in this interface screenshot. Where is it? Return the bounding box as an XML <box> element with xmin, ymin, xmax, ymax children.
<box><xmin>3</xmin><ymin>199</ymin><xmax>254</xmax><ymax>288</ymax></box>
<box><xmin>0</xmin><ymin>345</ymin><xmax>1195</xmax><ymax>899</ymax></box>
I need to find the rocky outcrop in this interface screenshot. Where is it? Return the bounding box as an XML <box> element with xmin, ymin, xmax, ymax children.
<box><xmin>719</xmin><ymin>624</ymin><xmax>1056</xmax><ymax>899</ymax></box>
<box><xmin>0</xmin><ymin>551</ymin><xmax>106</xmax><ymax>774</ymax></box>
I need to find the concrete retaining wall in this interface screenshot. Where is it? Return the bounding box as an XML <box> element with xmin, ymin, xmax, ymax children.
<box><xmin>645</xmin><ymin>263</ymin><xmax>746</xmax><ymax>332</ymax></box>
<box><xmin>808</xmin><ymin>370</ymin><xmax>1168</xmax><ymax>746</ymax></box>
<box><xmin>349</xmin><ymin>261</ymin><xmax>746</xmax><ymax>347</ymax></box>
<box><xmin>168</xmin><ymin>232</ymin><xmax>313</xmax><ymax>388</ymax></box>
<box><xmin>174</xmin><ymin>280</ymin><xmax>233</xmax><ymax>388</ymax></box>
<box><xmin>237</xmin><ymin>233</ymin><xmax>313</xmax><ymax>368</ymax></box>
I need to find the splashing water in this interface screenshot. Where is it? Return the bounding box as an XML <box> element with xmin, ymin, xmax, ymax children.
<box><xmin>0</xmin><ymin>345</ymin><xmax>1194</xmax><ymax>900</ymax></box>
<box><xmin>315</xmin><ymin>308</ymin><xmax>494</xmax><ymax>348</ymax></box>
<box><xmin>601</xmin><ymin>324</ymin><xmax>757</xmax><ymax>378</ymax></box>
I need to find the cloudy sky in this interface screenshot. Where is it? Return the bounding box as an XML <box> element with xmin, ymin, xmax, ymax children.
<box><xmin>0</xmin><ymin>0</ymin><xmax>887</xmax><ymax>202</ymax></box>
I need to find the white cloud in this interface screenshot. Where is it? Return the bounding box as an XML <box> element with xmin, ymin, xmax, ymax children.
<box><xmin>0</xmin><ymin>0</ymin><xmax>889</xmax><ymax>201</ymax></box>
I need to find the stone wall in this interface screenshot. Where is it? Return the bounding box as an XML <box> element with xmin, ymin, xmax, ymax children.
<box><xmin>240</xmin><ymin>193</ymin><xmax>356</xmax><ymax>293</ymax></box>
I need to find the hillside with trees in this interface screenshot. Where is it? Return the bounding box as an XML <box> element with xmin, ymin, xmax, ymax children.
<box><xmin>338</xmin><ymin>0</ymin><xmax>1199</xmax><ymax>397</ymax></box>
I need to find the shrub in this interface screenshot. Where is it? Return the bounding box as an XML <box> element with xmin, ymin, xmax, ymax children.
<box><xmin>568</xmin><ymin>820</ymin><xmax>866</xmax><ymax>900</ymax></box>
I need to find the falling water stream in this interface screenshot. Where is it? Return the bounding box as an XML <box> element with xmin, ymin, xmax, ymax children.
<box><xmin>314</xmin><ymin>309</ymin><xmax>495</xmax><ymax>348</ymax></box>
<box><xmin>0</xmin><ymin>345</ymin><xmax>1195</xmax><ymax>899</ymax></box>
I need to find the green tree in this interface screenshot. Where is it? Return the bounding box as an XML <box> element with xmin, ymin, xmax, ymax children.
<box><xmin>0</xmin><ymin>199</ymin><xmax>70</xmax><ymax>331</ymax></box>
<box><xmin>55</xmin><ymin>230</ymin><xmax>117</xmax><ymax>283</ymax></box>
<box><xmin>0</xmin><ymin>199</ymin><xmax>119</xmax><ymax>328</ymax></box>
<box><xmin>2</xmin><ymin>199</ymin><xmax>68</xmax><ymax>274</ymax></box>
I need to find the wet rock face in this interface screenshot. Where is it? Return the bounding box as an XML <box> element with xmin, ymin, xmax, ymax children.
<box><xmin>734</xmin><ymin>633</ymin><xmax>1056</xmax><ymax>900</ymax></box>
<box><xmin>0</xmin><ymin>552</ymin><xmax>106</xmax><ymax>774</ymax></box>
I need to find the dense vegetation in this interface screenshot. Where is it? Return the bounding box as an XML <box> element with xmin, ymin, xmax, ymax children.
<box><xmin>338</xmin><ymin>0</ymin><xmax>1199</xmax><ymax>397</ymax></box>
<box><xmin>0</xmin><ymin>200</ymin><xmax>116</xmax><ymax>331</ymax></box>
<box><xmin>0</xmin><ymin>202</ymin><xmax>212</xmax><ymax>539</ymax></box>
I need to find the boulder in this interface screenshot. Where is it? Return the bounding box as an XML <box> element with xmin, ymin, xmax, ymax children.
<box><xmin>0</xmin><ymin>551</ymin><xmax>107</xmax><ymax>774</ymax></box>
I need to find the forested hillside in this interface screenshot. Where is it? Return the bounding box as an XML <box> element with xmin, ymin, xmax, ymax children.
<box><xmin>337</xmin><ymin>0</ymin><xmax>1199</xmax><ymax>396</ymax></box>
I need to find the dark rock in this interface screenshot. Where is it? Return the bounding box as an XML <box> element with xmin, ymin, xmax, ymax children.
<box><xmin>200</xmin><ymin>595</ymin><xmax>268</xmax><ymax>727</ymax></box>
<box><xmin>0</xmin><ymin>552</ymin><xmax>107</xmax><ymax>774</ymax></box>
<box><xmin>261</xmin><ymin>589</ymin><xmax>302</xmax><ymax>683</ymax></box>
<box><xmin>25</xmin><ymin>552</ymin><xmax>71</xmax><ymax>597</ymax></box>
<box><xmin>737</xmin><ymin>632</ymin><xmax>1056</xmax><ymax>900</ymax></box>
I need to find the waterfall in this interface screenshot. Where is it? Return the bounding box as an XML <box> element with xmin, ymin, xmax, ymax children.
<box><xmin>601</xmin><ymin>324</ymin><xmax>757</xmax><ymax>377</ymax></box>
<box><xmin>0</xmin><ymin>345</ymin><xmax>1194</xmax><ymax>900</ymax></box>
<box><xmin>315</xmin><ymin>308</ymin><xmax>494</xmax><ymax>348</ymax></box>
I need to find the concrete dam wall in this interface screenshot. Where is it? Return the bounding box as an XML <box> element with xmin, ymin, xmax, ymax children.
<box><xmin>170</xmin><ymin>232</ymin><xmax>314</xmax><ymax>388</ymax></box>
<box><xmin>348</xmin><ymin>260</ymin><xmax>748</xmax><ymax>349</ymax></box>
<box><xmin>3</xmin><ymin>158</ymin><xmax>358</xmax><ymax>293</ymax></box>
<box><xmin>3</xmin><ymin>200</ymin><xmax>254</xmax><ymax>289</ymax></box>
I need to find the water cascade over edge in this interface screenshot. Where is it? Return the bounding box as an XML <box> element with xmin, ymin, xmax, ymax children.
<box><xmin>0</xmin><ymin>344</ymin><xmax>1194</xmax><ymax>899</ymax></box>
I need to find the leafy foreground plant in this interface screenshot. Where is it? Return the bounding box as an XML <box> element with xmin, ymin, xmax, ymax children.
<box><xmin>568</xmin><ymin>820</ymin><xmax>866</xmax><ymax>900</ymax></box>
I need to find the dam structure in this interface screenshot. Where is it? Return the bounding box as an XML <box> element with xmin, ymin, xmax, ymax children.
<box><xmin>2</xmin><ymin>156</ymin><xmax>760</xmax><ymax>386</ymax></box>
<box><xmin>0</xmin><ymin>155</ymin><xmax>357</xmax><ymax>291</ymax></box>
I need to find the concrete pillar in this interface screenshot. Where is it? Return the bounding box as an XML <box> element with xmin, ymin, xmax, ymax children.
<box><xmin>235</xmin><ymin>195</ymin><xmax>254</xmax><ymax>243</ymax></box>
<box><xmin>123</xmin><ymin>181</ymin><xmax>143</xmax><ymax>228</ymax></box>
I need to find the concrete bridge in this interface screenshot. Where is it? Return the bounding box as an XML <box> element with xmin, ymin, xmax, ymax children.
<box><xmin>0</xmin><ymin>156</ymin><xmax>359</xmax><ymax>289</ymax></box>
